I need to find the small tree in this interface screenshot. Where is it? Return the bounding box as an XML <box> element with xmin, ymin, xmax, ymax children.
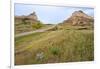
<box><xmin>32</xmin><ymin>21</ymin><xmax>44</xmax><ymax>29</ymax></box>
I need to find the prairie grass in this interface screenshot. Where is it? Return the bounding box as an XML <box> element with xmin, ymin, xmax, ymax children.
<box><xmin>15</xmin><ymin>29</ymin><xmax>94</xmax><ymax>65</ymax></box>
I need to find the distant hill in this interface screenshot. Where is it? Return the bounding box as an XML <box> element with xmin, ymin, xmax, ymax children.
<box><xmin>15</xmin><ymin>10</ymin><xmax>94</xmax><ymax>34</ymax></box>
<box><xmin>56</xmin><ymin>10</ymin><xmax>94</xmax><ymax>30</ymax></box>
<box><xmin>60</xmin><ymin>10</ymin><xmax>94</xmax><ymax>26</ymax></box>
<box><xmin>15</xmin><ymin>11</ymin><xmax>44</xmax><ymax>34</ymax></box>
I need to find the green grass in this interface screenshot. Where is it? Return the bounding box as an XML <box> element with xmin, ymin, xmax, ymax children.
<box><xmin>15</xmin><ymin>29</ymin><xmax>94</xmax><ymax>65</ymax></box>
<box><xmin>57</xmin><ymin>25</ymin><xmax>93</xmax><ymax>30</ymax></box>
<box><xmin>15</xmin><ymin>21</ymin><xmax>44</xmax><ymax>34</ymax></box>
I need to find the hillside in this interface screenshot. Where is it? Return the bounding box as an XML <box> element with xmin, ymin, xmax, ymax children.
<box><xmin>57</xmin><ymin>10</ymin><xmax>94</xmax><ymax>30</ymax></box>
<box><xmin>15</xmin><ymin>30</ymin><xmax>93</xmax><ymax>65</ymax></box>
<box><xmin>15</xmin><ymin>10</ymin><xmax>94</xmax><ymax>65</ymax></box>
<box><xmin>63</xmin><ymin>10</ymin><xmax>94</xmax><ymax>26</ymax></box>
<box><xmin>15</xmin><ymin>11</ymin><xmax>44</xmax><ymax>34</ymax></box>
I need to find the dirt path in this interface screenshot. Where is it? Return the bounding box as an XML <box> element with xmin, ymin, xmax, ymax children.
<box><xmin>15</xmin><ymin>25</ymin><xmax>56</xmax><ymax>38</ymax></box>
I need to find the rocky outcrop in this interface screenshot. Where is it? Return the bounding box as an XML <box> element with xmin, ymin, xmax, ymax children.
<box><xmin>15</xmin><ymin>11</ymin><xmax>42</xmax><ymax>34</ymax></box>
<box><xmin>63</xmin><ymin>10</ymin><xmax>94</xmax><ymax>26</ymax></box>
<box><xmin>15</xmin><ymin>11</ymin><xmax>38</xmax><ymax>24</ymax></box>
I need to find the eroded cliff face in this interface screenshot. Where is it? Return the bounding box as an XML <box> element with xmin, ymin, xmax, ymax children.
<box><xmin>62</xmin><ymin>10</ymin><xmax>94</xmax><ymax>26</ymax></box>
<box><xmin>15</xmin><ymin>11</ymin><xmax>38</xmax><ymax>24</ymax></box>
<box><xmin>15</xmin><ymin>11</ymin><xmax>42</xmax><ymax>34</ymax></box>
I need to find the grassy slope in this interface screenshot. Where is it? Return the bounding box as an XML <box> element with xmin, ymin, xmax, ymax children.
<box><xmin>15</xmin><ymin>21</ymin><xmax>53</xmax><ymax>34</ymax></box>
<box><xmin>15</xmin><ymin>29</ymin><xmax>94</xmax><ymax>65</ymax></box>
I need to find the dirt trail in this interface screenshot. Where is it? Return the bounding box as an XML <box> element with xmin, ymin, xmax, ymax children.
<box><xmin>15</xmin><ymin>25</ymin><xmax>56</xmax><ymax>38</ymax></box>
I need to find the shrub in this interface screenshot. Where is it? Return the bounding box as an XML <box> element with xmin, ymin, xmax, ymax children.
<box><xmin>32</xmin><ymin>21</ymin><xmax>44</xmax><ymax>29</ymax></box>
<box><xmin>49</xmin><ymin>47</ymin><xmax>60</xmax><ymax>55</ymax></box>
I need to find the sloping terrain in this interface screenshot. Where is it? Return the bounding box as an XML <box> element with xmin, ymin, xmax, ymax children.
<box><xmin>15</xmin><ymin>10</ymin><xmax>94</xmax><ymax>65</ymax></box>
<box><xmin>15</xmin><ymin>11</ymin><xmax>44</xmax><ymax>34</ymax></box>
<box><xmin>15</xmin><ymin>29</ymin><xmax>93</xmax><ymax>65</ymax></box>
<box><xmin>58</xmin><ymin>10</ymin><xmax>94</xmax><ymax>30</ymax></box>
<box><xmin>62</xmin><ymin>10</ymin><xmax>94</xmax><ymax>26</ymax></box>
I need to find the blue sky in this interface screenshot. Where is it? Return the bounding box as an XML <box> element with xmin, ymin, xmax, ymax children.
<box><xmin>15</xmin><ymin>4</ymin><xmax>94</xmax><ymax>24</ymax></box>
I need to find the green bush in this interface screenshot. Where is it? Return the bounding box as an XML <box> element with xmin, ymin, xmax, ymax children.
<box><xmin>49</xmin><ymin>47</ymin><xmax>60</xmax><ymax>55</ymax></box>
<box><xmin>32</xmin><ymin>22</ymin><xmax>44</xmax><ymax>29</ymax></box>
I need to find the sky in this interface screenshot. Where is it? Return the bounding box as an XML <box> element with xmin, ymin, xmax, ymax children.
<box><xmin>15</xmin><ymin>3</ymin><xmax>94</xmax><ymax>24</ymax></box>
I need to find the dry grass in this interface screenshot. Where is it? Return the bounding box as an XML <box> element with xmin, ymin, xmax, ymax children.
<box><xmin>15</xmin><ymin>29</ymin><xmax>94</xmax><ymax>65</ymax></box>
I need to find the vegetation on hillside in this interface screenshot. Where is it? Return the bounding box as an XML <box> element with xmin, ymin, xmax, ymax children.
<box><xmin>15</xmin><ymin>29</ymin><xmax>94</xmax><ymax>65</ymax></box>
<box><xmin>14</xmin><ymin>10</ymin><xmax>94</xmax><ymax>65</ymax></box>
<box><xmin>15</xmin><ymin>18</ymin><xmax>45</xmax><ymax>34</ymax></box>
<box><xmin>32</xmin><ymin>21</ymin><xmax>44</xmax><ymax>29</ymax></box>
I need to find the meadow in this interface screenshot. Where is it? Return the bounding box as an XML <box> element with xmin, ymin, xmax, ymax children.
<box><xmin>15</xmin><ymin>27</ymin><xmax>94</xmax><ymax>65</ymax></box>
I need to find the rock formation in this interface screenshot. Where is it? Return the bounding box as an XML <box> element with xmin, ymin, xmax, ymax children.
<box><xmin>62</xmin><ymin>10</ymin><xmax>94</xmax><ymax>26</ymax></box>
<box><xmin>15</xmin><ymin>11</ymin><xmax>42</xmax><ymax>34</ymax></box>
